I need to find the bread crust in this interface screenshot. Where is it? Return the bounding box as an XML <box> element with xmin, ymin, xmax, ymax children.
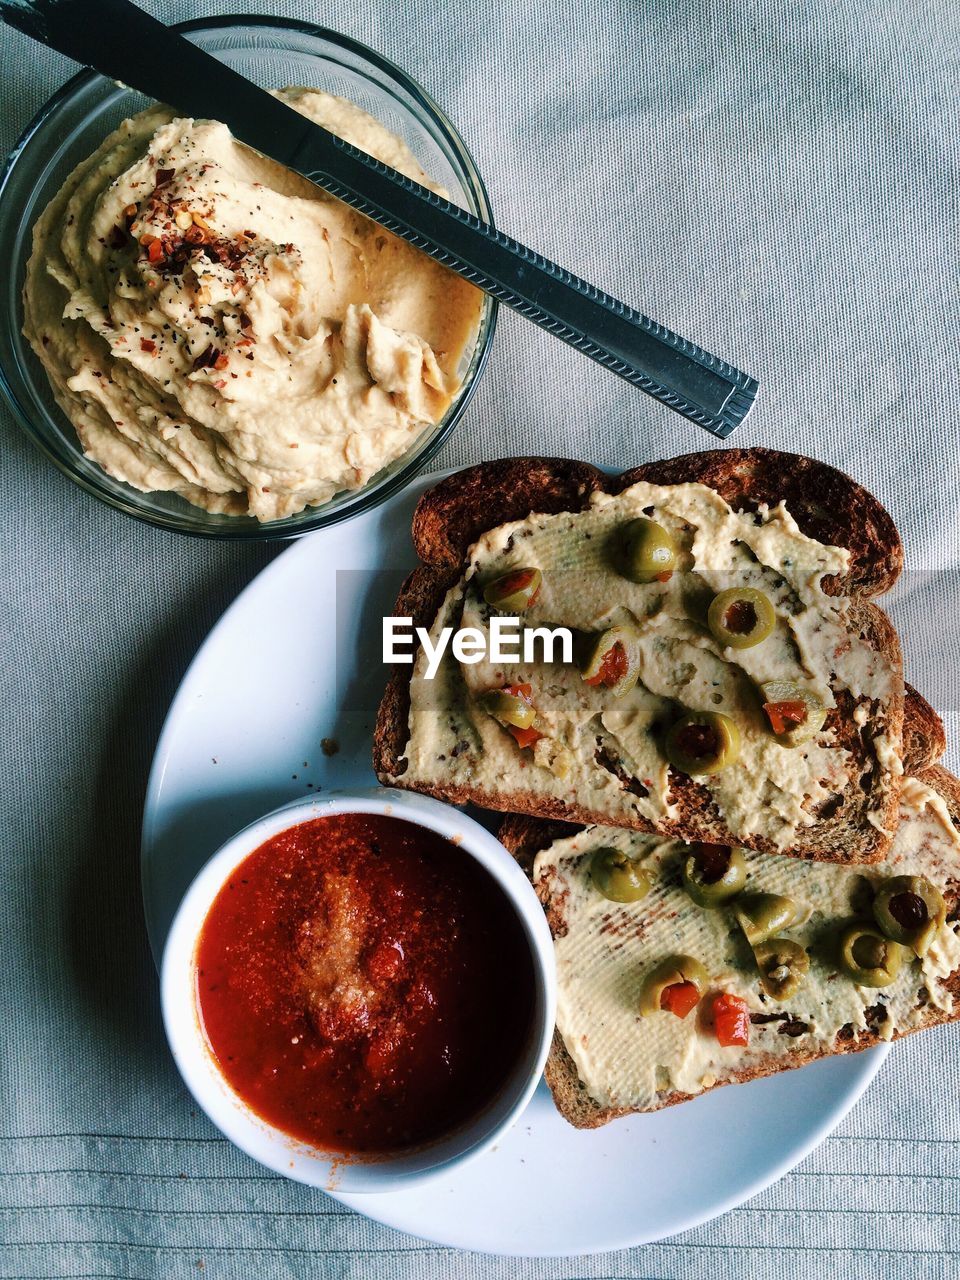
<box><xmin>410</xmin><ymin>449</ymin><xmax>902</xmax><ymax>592</ymax></box>
<box><xmin>374</xmin><ymin>450</ymin><xmax>905</xmax><ymax>862</ymax></box>
<box><xmin>497</xmin><ymin>685</ymin><xmax>958</xmax><ymax>1130</ymax></box>
<box><xmin>903</xmin><ymin>682</ymin><xmax>947</xmax><ymax>773</ymax></box>
<box><xmin>614</xmin><ymin>448</ymin><xmax>903</xmax><ymax>597</ymax></box>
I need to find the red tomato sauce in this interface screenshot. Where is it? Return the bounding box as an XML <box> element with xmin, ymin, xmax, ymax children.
<box><xmin>195</xmin><ymin>814</ymin><xmax>534</xmax><ymax>1154</ymax></box>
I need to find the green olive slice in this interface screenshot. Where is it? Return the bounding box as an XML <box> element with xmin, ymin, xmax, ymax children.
<box><xmin>589</xmin><ymin>847</ymin><xmax>652</xmax><ymax>903</ymax></box>
<box><xmin>639</xmin><ymin>954</ymin><xmax>708</xmax><ymax>1017</ymax></box>
<box><xmin>759</xmin><ymin>680</ymin><xmax>828</xmax><ymax>747</ymax></box>
<box><xmin>665</xmin><ymin>711</ymin><xmax>741</xmax><ymax>774</ymax></box>
<box><xmin>838</xmin><ymin>921</ymin><xmax>908</xmax><ymax>987</ymax></box>
<box><xmin>873</xmin><ymin>874</ymin><xmax>946</xmax><ymax>956</ymax></box>
<box><xmin>614</xmin><ymin>517</ymin><xmax>679</xmax><ymax>584</ymax></box>
<box><xmin>482</xmin><ymin>567</ymin><xmax>542</xmax><ymax>612</ymax></box>
<box><xmin>579</xmin><ymin>623</ymin><xmax>641</xmax><ymax>696</ymax></box>
<box><xmin>681</xmin><ymin>843</ymin><xmax>747</xmax><ymax>907</ymax></box>
<box><xmin>733</xmin><ymin>892</ymin><xmax>799</xmax><ymax>946</ymax></box>
<box><xmin>707</xmin><ymin>587</ymin><xmax>776</xmax><ymax>650</ymax></box>
<box><xmin>479</xmin><ymin>688</ymin><xmax>536</xmax><ymax>730</ymax></box>
<box><xmin>753</xmin><ymin>937</ymin><xmax>809</xmax><ymax>1000</ymax></box>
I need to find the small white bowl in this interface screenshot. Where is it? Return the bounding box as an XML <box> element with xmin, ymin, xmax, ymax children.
<box><xmin>160</xmin><ymin>788</ymin><xmax>557</xmax><ymax>1193</ymax></box>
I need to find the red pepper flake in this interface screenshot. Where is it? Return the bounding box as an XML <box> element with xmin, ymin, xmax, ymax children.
<box><xmin>140</xmin><ymin>338</ymin><xmax>157</xmax><ymax>354</ymax></box>
<box><xmin>192</xmin><ymin>345</ymin><xmax>220</xmax><ymax>371</ymax></box>
<box><xmin>213</xmin><ymin>353</ymin><xmax>229</xmax><ymax>372</ymax></box>
<box><xmin>154</xmin><ymin>167</ymin><xmax>175</xmax><ymax>189</ymax></box>
<box><xmin>213</xmin><ymin>379</ymin><xmax>227</xmax><ymax>389</ymax></box>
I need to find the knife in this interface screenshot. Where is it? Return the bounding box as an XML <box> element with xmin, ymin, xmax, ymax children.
<box><xmin>1</xmin><ymin>0</ymin><xmax>759</xmax><ymax>437</ymax></box>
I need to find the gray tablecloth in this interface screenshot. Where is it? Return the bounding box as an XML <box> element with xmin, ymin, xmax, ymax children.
<box><xmin>4</xmin><ymin>0</ymin><xmax>960</xmax><ymax>1276</ymax></box>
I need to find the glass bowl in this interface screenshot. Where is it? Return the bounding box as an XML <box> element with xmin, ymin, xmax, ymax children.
<box><xmin>0</xmin><ymin>16</ymin><xmax>497</xmax><ymax>540</ymax></box>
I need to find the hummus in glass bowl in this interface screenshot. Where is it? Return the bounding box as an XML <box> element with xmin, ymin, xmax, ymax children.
<box><xmin>0</xmin><ymin>19</ymin><xmax>496</xmax><ymax>536</ymax></box>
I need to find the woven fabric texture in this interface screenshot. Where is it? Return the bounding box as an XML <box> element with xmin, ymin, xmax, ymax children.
<box><xmin>2</xmin><ymin>1</ymin><xmax>959</xmax><ymax>1276</ymax></box>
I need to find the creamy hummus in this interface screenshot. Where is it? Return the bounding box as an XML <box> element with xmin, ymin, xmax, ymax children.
<box><xmin>23</xmin><ymin>88</ymin><xmax>484</xmax><ymax>520</ymax></box>
<box><xmin>535</xmin><ymin>776</ymin><xmax>960</xmax><ymax>1110</ymax></box>
<box><xmin>397</xmin><ymin>479</ymin><xmax>901</xmax><ymax>853</ymax></box>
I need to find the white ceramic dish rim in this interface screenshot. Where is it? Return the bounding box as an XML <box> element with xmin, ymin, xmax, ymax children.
<box><xmin>160</xmin><ymin>786</ymin><xmax>558</xmax><ymax>1195</ymax></box>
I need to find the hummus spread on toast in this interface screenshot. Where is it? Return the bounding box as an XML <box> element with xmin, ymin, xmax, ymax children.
<box><xmin>534</xmin><ymin>775</ymin><xmax>960</xmax><ymax>1111</ymax></box>
<box><xmin>398</xmin><ymin>479</ymin><xmax>902</xmax><ymax>853</ymax></box>
<box><xmin>23</xmin><ymin>89</ymin><xmax>483</xmax><ymax>521</ymax></box>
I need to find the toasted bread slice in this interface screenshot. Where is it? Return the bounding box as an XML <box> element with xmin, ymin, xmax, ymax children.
<box><xmin>375</xmin><ymin>450</ymin><xmax>905</xmax><ymax>862</ymax></box>
<box><xmin>499</xmin><ymin>687</ymin><xmax>959</xmax><ymax>1129</ymax></box>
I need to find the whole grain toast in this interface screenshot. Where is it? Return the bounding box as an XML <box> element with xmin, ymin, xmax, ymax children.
<box><xmin>375</xmin><ymin>449</ymin><xmax>905</xmax><ymax>863</ymax></box>
<box><xmin>499</xmin><ymin>686</ymin><xmax>959</xmax><ymax>1130</ymax></box>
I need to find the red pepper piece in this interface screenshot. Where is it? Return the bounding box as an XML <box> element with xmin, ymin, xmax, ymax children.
<box><xmin>505</xmin><ymin>682</ymin><xmax>533</xmax><ymax>701</ymax></box>
<box><xmin>763</xmin><ymin>700</ymin><xmax>808</xmax><ymax>736</ymax></box>
<box><xmin>713</xmin><ymin>992</ymin><xmax>751</xmax><ymax>1047</ymax></box>
<box><xmin>584</xmin><ymin>642</ymin><xmax>628</xmax><ymax>688</ymax></box>
<box><xmin>508</xmin><ymin>724</ymin><xmax>544</xmax><ymax>750</ymax></box>
<box><xmin>659</xmin><ymin>980</ymin><xmax>700</xmax><ymax>1019</ymax></box>
<box><xmin>495</xmin><ymin>569</ymin><xmax>541</xmax><ymax>607</ymax></box>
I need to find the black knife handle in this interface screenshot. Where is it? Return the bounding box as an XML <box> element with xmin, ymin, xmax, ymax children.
<box><xmin>295</xmin><ymin>134</ymin><xmax>757</xmax><ymax>438</ymax></box>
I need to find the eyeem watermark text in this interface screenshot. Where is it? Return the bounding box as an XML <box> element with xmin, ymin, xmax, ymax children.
<box><xmin>384</xmin><ymin>616</ymin><xmax>573</xmax><ymax>679</ymax></box>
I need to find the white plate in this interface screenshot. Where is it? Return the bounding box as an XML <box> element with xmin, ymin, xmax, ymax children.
<box><xmin>141</xmin><ymin>472</ymin><xmax>887</xmax><ymax>1257</ymax></box>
